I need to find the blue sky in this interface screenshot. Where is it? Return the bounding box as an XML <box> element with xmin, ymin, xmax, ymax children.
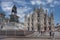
<box><xmin>0</xmin><ymin>0</ymin><xmax>60</xmax><ymax>25</ymax></box>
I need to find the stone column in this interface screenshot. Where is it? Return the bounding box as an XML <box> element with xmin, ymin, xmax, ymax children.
<box><xmin>50</xmin><ymin>12</ymin><xmax>55</xmax><ymax>31</ymax></box>
<box><xmin>45</xmin><ymin>10</ymin><xmax>49</xmax><ymax>31</ymax></box>
<box><xmin>24</xmin><ymin>15</ymin><xmax>28</xmax><ymax>30</ymax></box>
<box><xmin>34</xmin><ymin>14</ymin><xmax>38</xmax><ymax>31</ymax></box>
<box><xmin>40</xmin><ymin>12</ymin><xmax>44</xmax><ymax>32</ymax></box>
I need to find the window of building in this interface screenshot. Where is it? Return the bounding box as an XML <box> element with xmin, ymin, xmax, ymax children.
<box><xmin>32</xmin><ymin>23</ymin><xmax>33</xmax><ymax>25</ymax></box>
<box><xmin>49</xmin><ymin>26</ymin><xmax>51</xmax><ymax>30</ymax></box>
<box><xmin>37</xmin><ymin>24</ymin><xmax>40</xmax><ymax>31</ymax></box>
<box><xmin>28</xmin><ymin>27</ymin><xmax>29</xmax><ymax>31</ymax></box>
<box><xmin>44</xmin><ymin>18</ymin><xmax>46</xmax><ymax>21</ymax></box>
<box><xmin>32</xmin><ymin>27</ymin><xmax>33</xmax><ymax>31</ymax></box>
<box><xmin>49</xmin><ymin>22</ymin><xmax>51</xmax><ymax>25</ymax></box>
<box><xmin>44</xmin><ymin>22</ymin><xmax>46</xmax><ymax>25</ymax></box>
<box><xmin>32</xmin><ymin>19</ymin><xmax>33</xmax><ymax>21</ymax></box>
<box><xmin>38</xmin><ymin>19</ymin><xmax>40</xmax><ymax>22</ymax></box>
<box><xmin>44</xmin><ymin>27</ymin><xmax>46</xmax><ymax>31</ymax></box>
<box><xmin>28</xmin><ymin>18</ymin><xmax>30</xmax><ymax>22</ymax></box>
<box><xmin>28</xmin><ymin>23</ymin><xmax>29</xmax><ymax>26</ymax></box>
<box><xmin>37</xmin><ymin>13</ymin><xmax>40</xmax><ymax>17</ymax></box>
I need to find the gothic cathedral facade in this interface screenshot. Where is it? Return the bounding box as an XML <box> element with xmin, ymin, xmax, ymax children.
<box><xmin>25</xmin><ymin>6</ymin><xmax>55</xmax><ymax>32</ymax></box>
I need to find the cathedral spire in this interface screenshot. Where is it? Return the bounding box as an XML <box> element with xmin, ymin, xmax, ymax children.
<box><xmin>40</xmin><ymin>4</ymin><xmax>44</xmax><ymax>12</ymax></box>
<box><xmin>46</xmin><ymin>9</ymin><xmax>48</xmax><ymax>14</ymax></box>
<box><xmin>33</xmin><ymin>5</ymin><xmax>37</xmax><ymax>12</ymax></box>
<box><xmin>40</xmin><ymin>4</ymin><xmax>43</xmax><ymax>9</ymax></box>
<box><xmin>45</xmin><ymin>9</ymin><xmax>48</xmax><ymax>16</ymax></box>
<box><xmin>34</xmin><ymin>7</ymin><xmax>36</xmax><ymax>11</ymax></box>
<box><xmin>50</xmin><ymin>10</ymin><xmax>54</xmax><ymax>18</ymax></box>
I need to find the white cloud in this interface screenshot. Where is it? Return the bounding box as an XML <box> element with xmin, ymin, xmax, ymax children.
<box><xmin>13</xmin><ymin>0</ymin><xmax>30</xmax><ymax>6</ymax></box>
<box><xmin>17</xmin><ymin>6</ymin><xmax>32</xmax><ymax>22</ymax></box>
<box><xmin>36</xmin><ymin>1</ymin><xmax>42</xmax><ymax>5</ymax></box>
<box><xmin>50</xmin><ymin>4</ymin><xmax>54</xmax><ymax>7</ymax></box>
<box><xmin>1</xmin><ymin>2</ymin><xmax>13</xmax><ymax>12</ymax></box>
<box><xmin>1</xmin><ymin>1</ymin><xmax>32</xmax><ymax>22</ymax></box>
<box><xmin>30</xmin><ymin>0</ymin><xmax>46</xmax><ymax>5</ymax></box>
<box><xmin>1</xmin><ymin>0</ymin><xmax>60</xmax><ymax>23</ymax></box>
<box><xmin>30</xmin><ymin>0</ymin><xmax>60</xmax><ymax>8</ymax></box>
<box><xmin>27</xmin><ymin>11</ymin><xmax>33</xmax><ymax>17</ymax></box>
<box><xmin>31</xmin><ymin>1</ymin><xmax>36</xmax><ymax>5</ymax></box>
<box><xmin>17</xmin><ymin>13</ymin><xmax>25</xmax><ymax>22</ymax></box>
<box><xmin>54</xmin><ymin>1</ymin><xmax>60</xmax><ymax>5</ymax></box>
<box><xmin>47</xmin><ymin>0</ymin><xmax>53</xmax><ymax>4</ymax></box>
<box><xmin>17</xmin><ymin>6</ymin><xmax>31</xmax><ymax>16</ymax></box>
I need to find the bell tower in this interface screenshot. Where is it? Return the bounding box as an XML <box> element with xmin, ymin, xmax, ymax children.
<box><xmin>10</xmin><ymin>5</ymin><xmax>19</xmax><ymax>23</ymax></box>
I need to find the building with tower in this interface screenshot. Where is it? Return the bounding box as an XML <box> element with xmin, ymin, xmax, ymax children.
<box><xmin>25</xmin><ymin>6</ymin><xmax>55</xmax><ymax>32</ymax></box>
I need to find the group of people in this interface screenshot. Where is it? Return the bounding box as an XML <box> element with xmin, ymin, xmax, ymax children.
<box><xmin>38</xmin><ymin>30</ymin><xmax>55</xmax><ymax>38</ymax></box>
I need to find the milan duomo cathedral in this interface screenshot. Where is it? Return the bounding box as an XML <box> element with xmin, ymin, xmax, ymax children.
<box><xmin>25</xmin><ymin>6</ymin><xmax>55</xmax><ymax>32</ymax></box>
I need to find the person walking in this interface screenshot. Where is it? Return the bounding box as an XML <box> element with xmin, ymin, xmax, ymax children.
<box><xmin>49</xmin><ymin>31</ymin><xmax>52</xmax><ymax>38</ymax></box>
<box><xmin>52</xmin><ymin>31</ymin><xmax>55</xmax><ymax>38</ymax></box>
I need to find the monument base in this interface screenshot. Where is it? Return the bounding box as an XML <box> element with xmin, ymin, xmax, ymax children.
<box><xmin>0</xmin><ymin>30</ymin><xmax>34</xmax><ymax>36</ymax></box>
